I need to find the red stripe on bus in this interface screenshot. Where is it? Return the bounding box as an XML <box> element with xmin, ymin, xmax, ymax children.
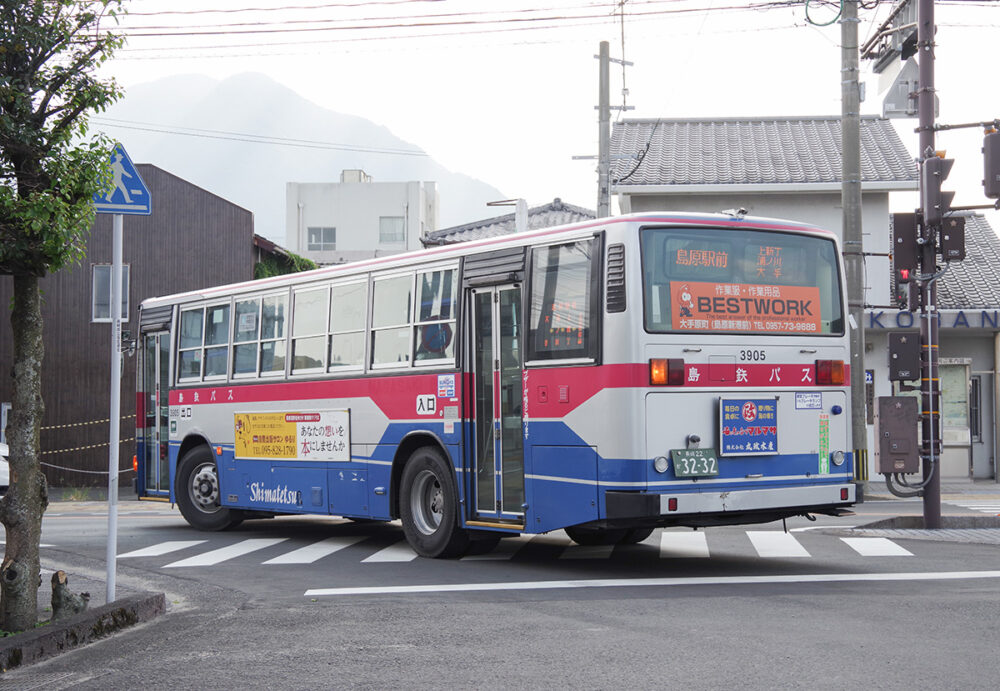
<box><xmin>167</xmin><ymin>363</ymin><xmax>848</xmax><ymax>421</ymax></box>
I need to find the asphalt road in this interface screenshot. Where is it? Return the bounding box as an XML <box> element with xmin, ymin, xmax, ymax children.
<box><xmin>5</xmin><ymin>498</ymin><xmax>1000</xmax><ymax>689</ymax></box>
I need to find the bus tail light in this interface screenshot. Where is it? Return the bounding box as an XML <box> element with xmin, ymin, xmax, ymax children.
<box><xmin>132</xmin><ymin>455</ymin><xmax>137</xmax><ymax>473</ymax></box>
<box><xmin>650</xmin><ymin>358</ymin><xmax>685</xmax><ymax>386</ymax></box>
<box><xmin>815</xmin><ymin>359</ymin><xmax>845</xmax><ymax>385</ymax></box>
<box><xmin>667</xmin><ymin>497</ymin><xmax>678</xmax><ymax>511</ymax></box>
<box><xmin>841</xmin><ymin>488</ymin><xmax>849</xmax><ymax>501</ymax></box>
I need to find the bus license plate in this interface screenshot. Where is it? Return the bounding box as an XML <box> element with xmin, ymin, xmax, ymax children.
<box><xmin>670</xmin><ymin>449</ymin><xmax>719</xmax><ymax>478</ymax></box>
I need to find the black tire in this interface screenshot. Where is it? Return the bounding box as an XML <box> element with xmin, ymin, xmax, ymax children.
<box><xmin>564</xmin><ymin>526</ymin><xmax>627</xmax><ymax>546</ymax></box>
<box><xmin>620</xmin><ymin>527</ymin><xmax>655</xmax><ymax>544</ymax></box>
<box><xmin>176</xmin><ymin>446</ymin><xmax>244</xmax><ymax>531</ymax></box>
<box><xmin>399</xmin><ymin>447</ymin><xmax>469</xmax><ymax>558</ymax></box>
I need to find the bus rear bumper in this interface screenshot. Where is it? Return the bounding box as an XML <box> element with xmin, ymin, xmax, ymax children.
<box><xmin>605</xmin><ymin>483</ymin><xmax>856</xmax><ymax>523</ymax></box>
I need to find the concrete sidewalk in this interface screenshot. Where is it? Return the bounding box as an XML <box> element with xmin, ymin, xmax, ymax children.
<box><xmin>864</xmin><ymin>477</ymin><xmax>1000</xmax><ymax>504</ymax></box>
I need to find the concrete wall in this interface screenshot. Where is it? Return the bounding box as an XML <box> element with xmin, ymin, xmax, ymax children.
<box><xmin>286</xmin><ymin>179</ymin><xmax>438</xmax><ymax>265</ymax></box>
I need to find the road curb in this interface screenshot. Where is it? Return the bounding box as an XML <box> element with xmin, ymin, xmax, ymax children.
<box><xmin>0</xmin><ymin>591</ymin><xmax>166</xmax><ymax>672</ymax></box>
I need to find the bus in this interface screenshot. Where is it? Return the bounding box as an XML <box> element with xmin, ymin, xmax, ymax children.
<box><xmin>135</xmin><ymin>212</ymin><xmax>857</xmax><ymax>557</ymax></box>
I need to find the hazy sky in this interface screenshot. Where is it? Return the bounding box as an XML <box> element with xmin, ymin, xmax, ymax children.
<box><xmin>98</xmin><ymin>0</ymin><xmax>1000</xmax><ymax>224</ymax></box>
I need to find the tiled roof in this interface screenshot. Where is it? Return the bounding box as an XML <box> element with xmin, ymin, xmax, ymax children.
<box><xmin>610</xmin><ymin>116</ymin><xmax>917</xmax><ymax>188</ymax></box>
<box><xmin>424</xmin><ymin>198</ymin><xmax>595</xmax><ymax>246</ymax></box>
<box><xmin>934</xmin><ymin>214</ymin><xmax>1000</xmax><ymax>310</ymax></box>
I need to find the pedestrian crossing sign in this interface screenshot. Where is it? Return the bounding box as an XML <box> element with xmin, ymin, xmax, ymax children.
<box><xmin>93</xmin><ymin>145</ymin><xmax>151</xmax><ymax>215</ymax></box>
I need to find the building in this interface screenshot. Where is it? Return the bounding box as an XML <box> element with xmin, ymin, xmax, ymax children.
<box><xmin>285</xmin><ymin>169</ymin><xmax>438</xmax><ymax>265</ymax></box>
<box><xmin>609</xmin><ymin>115</ymin><xmax>998</xmax><ymax>481</ymax></box>
<box><xmin>0</xmin><ymin>164</ymin><xmax>261</xmax><ymax>486</ymax></box>
<box><xmin>424</xmin><ymin>198</ymin><xmax>595</xmax><ymax>246</ymax></box>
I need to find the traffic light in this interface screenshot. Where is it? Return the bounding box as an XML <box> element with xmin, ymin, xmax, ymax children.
<box><xmin>921</xmin><ymin>153</ymin><xmax>955</xmax><ymax>227</ymax></box>
<box><xmin>984</xmin><ymin>130</ymin><xmax>1000</xmax><ymax>199</ymax></box>
<box><xmin>891</xmin><ymin>213</ymin><xmax>919</xmax><ymax>308</ymax></box>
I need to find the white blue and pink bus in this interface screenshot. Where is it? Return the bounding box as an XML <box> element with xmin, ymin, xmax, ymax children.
<box><xmin>135</xmin><ymin>212</ymin><xmax>857</xmax><ymax>557</ymax></box>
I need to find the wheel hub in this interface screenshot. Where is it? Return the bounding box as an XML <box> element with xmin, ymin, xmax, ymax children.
<box><xmin>191</xmin><ymin>465</ymin><xmax>220</xmax><ymax>510</ymax></box>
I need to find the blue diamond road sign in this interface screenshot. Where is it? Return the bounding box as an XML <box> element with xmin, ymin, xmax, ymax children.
<box><xmin>93</xmin><ymin>145</ymin><xmax>151</xmax><ymax>215</ymax></box>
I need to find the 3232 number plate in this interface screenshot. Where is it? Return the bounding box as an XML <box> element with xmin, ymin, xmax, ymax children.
<box><xmin>669</xmin><ymin>449</ymin><xmax>719</xmax><ymax>478</ymax></box>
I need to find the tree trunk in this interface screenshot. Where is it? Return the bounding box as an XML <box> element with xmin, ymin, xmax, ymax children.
<box><xmin>0</xmin><ymin>273</ymin><xmax>49</xmax><ymax>633</ymax></box>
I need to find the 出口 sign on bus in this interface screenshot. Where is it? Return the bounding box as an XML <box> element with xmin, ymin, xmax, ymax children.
<box><xmin>234</xmin><ymin>410</ymin><xmax>350</xmax><ymax>461</ymax></box>
<box><xmin>672</xmin><ymin>281</ymin><xmax>820</xmax><ymax>334</ymax></box>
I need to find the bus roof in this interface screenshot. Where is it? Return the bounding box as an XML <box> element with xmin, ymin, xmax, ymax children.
<box><xmin>140</xmin><ymin>211</ymin><xmax>835</xmax><ymax>310</ymax></box>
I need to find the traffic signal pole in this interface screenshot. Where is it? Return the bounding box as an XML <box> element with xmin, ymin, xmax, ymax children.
<box><xmin>917</xmin><ymin>0</ymin><xmax>941</xmax><ymax>528</ymax></box>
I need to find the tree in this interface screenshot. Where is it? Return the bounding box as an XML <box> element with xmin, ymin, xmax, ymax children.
<box><xmin>0</xmin><ymin>0</ymin><xmax>123</xmax><ymax>632</ymax></box>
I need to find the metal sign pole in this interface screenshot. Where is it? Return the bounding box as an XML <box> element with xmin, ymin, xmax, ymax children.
<box><xmin>106</xmin><ymin>212</ymin><xmax>123</xmax><ymax>602</ymax></box>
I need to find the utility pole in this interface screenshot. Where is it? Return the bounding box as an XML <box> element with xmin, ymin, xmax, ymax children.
<box><xmin>598</xmin><ymin>40</ymin><xmax>611</xmax><ymax>218</ymax></box>
<box><xmin>917</xmin><ymin>0</ymin><xmax>941</xmax><ymax>528</ymax></box>
<box><xmin>840</xmin><ymin>1</ymin><xmax>867</xmax><ymax>486</ymax></box>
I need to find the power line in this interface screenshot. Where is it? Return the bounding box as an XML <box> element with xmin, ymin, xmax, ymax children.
<box><xmin>90</xmin><ymin>117</ymin><xmax>429</xmax><ymax>156</ymax></box>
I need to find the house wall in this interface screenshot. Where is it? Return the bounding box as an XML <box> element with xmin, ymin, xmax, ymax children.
<box><xmin>285</xmin><ymin>179</ymin><xmax>438</xmax><ymax>265</ymax></box>
<box><xmin>0</xmin><ymin>165</ymin><xmax>255</xmax><ymax>486</ymax></box>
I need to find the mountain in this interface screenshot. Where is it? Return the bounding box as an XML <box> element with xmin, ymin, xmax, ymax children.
<box><xmin>96</xmin><ymin>73</ymin><xmax>506</xmax><ymax>243</ymax></box>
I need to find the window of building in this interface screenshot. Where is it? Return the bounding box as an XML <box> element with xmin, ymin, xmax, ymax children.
<box><xmin>528</xmin><ymin>239</ymin><xmax>598</xmax><ymax>362</ymax></box>
<box><xmin>970</xmin><ymin>375</ymin><xmax>982</xmax><ymax>443</ymax></box>
<box><xmin>92</xmin><ymin>264</ymin><xmax>130</xmax><ymax>322</ymax></box>
<box><xmin>329</xmin><ymin>280</ymin><xmax>368</xmax><ymax>370</ymax></box>
<box><xmin>292</xmin><ymin>286</ymin><xmax>328</xmax><ymax>372</ymax></box>
<box><xmin>379</xmin><ymin>216</ymin><xmax>405</xmax><ymax>244</ymax></box>
<box><xmin>307</xmin><ymin>226</ymin><xmax>336</xmax><ymax>251</ymax></box>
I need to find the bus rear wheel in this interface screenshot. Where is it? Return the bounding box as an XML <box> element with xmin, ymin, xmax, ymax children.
<box><xmin>176</xmin><ymin>446</ymin><xmax>243</xmax><ymax>531</ymax></box>
<box><xmin>400</xmin><ymin>447</ymin><xmax>469</xmax><ymax>558</ymax></box>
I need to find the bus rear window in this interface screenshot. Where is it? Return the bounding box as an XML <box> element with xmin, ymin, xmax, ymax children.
<box><xmin>641</xmin><ymin>226</ymin><xmax>844</xmax><ymax>336</ymax></box>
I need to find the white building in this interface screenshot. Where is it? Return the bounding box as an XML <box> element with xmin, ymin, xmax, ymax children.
<box><xmin>285</xmin><ymin>169</ymin><xmax>438</xmax><ymax>265</ymax></box>
<box><xmin>610</xmin><ymin>116</ymin><xmax>999</xmax><ymax>481</ymax></box>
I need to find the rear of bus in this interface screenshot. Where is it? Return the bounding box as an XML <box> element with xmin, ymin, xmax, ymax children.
<box><xmin>604</xmin><ymin>216</ymin><xmax>856</xmax><ymax>528</ymax></box>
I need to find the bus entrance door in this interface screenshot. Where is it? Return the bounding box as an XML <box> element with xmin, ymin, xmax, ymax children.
<box><xmin>140</xmin><ymin>332</ymin><xmax>170</xmax><ymax>498</ymax></box>
<box><xmin>470</xmin><ymin>284</ymin><xmax>525</xmax><ymax>526</ymax></box>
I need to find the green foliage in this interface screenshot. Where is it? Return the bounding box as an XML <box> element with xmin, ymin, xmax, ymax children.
<box><xmin>254</xmin><ymin>250</ymin><xmax>317</xmax><ymax>279</ymax></box>
<box><xmin>0</xmin><ymin>1</ymin><xmax>125</xmax><ymax>277</ymax></box>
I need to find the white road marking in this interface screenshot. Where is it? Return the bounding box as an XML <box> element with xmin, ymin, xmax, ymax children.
<box><xmin>659</xmin><ymin>531</ymin><xmax>710</xmax><ymax>558</ymax></box>
<box><xmin>263</xmin><ymin>536</ymin><xmax>365</xmax><ymax>564</ymax></box>
<box><xmin>948</xmin><ymin>502</ymin><xmax>1000</xmax><ymax>515</ymax></box>
<box><xmin>747</xmin><ymin>531</ymin><xmax>811</xmax><ymax>558</ymax></box>
<box><xmin>361</xmin><ymin>540</ymin><xmax>418</xmax><ymax>563</ymax></box>
<box><xmin>163</xmin><ymin>538</ymin><xmax>287</xmax><ymax>568</ymax></box>
<box><xmin>305</xmin><ymin>570</ymin><xmax>1000</xmax><ymax>597</ymax></box>
<box><xmin>118</xmin><ymin>540</ymin><xmax>207</xmax><ymax>559</ymax></box>
<box><xmin>840</xmin><ymin>537</ymin><xmax>913</xmax><ymax>557</ymax></box>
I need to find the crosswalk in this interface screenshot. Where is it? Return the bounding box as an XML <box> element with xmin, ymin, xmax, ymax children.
<box><xmin>115</xmin><ymin>528</ymin><xmax>916</xmax><ymax>568</ymax></box>
<box><xmin>947</xmin><ymin>500</ymin><xmax>1000</xmax><ymax>516</ymax></box>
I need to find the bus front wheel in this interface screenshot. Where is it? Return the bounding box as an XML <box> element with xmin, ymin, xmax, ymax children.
<box><xmin>400</xmin><ymin>447</ymin><xmax>469</xmax><ymax>558</ymax></box>
<box><xmin>176</xmin><ymin>446</ymin><xmax>244</xmax><ymax>531</ymax></box>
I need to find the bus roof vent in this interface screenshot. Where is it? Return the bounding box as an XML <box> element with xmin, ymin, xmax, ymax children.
<box><xmin>606</xmin><ymin>243</ymin><xmax>626</xmax><ymax>313</ymax></box>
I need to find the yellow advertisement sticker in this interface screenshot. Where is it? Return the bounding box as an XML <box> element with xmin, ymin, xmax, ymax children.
<box><xmin>234</xmin><ymin>410</ymin><xmax>350</xmax><ymax>461</ymax></box>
